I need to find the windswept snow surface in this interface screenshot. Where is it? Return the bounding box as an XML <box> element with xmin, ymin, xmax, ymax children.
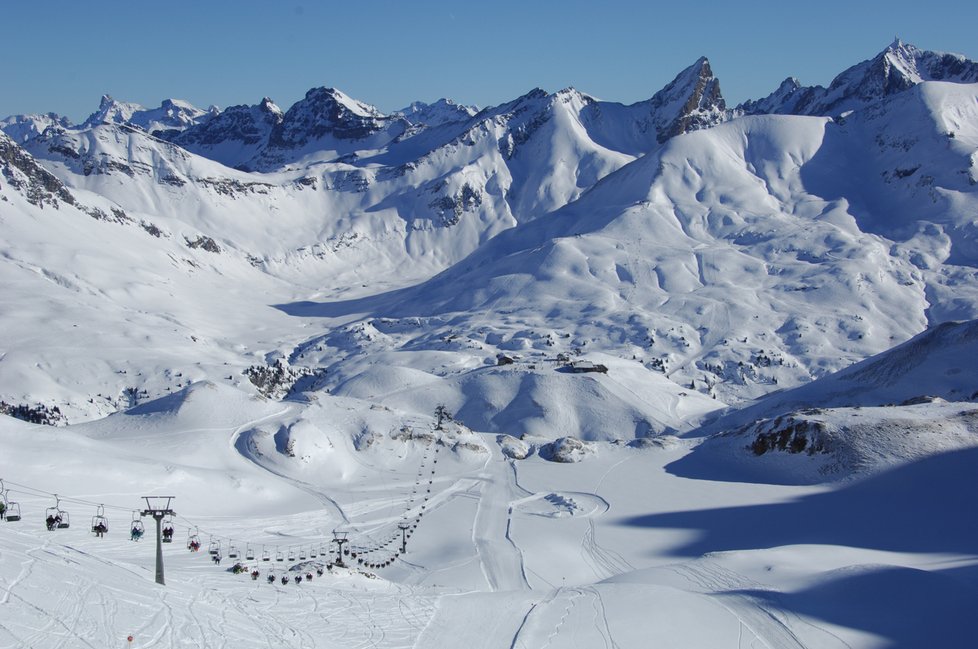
<box><xmin>1</xmin><ymin>386</ymin><xmax>975</xmax><ymax>648</ymax></box>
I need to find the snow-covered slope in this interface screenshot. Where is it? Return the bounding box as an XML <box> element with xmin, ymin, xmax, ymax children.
<box><xmin>1</xmin><ymin>380</ymin><xmax>974</xmax><ymax>648</ymax></box>
<box><xmin>673</xmin><ymin>319</ymin><xmax>978</xmax><ymax>484</ymax></box>
<box><xmin>290</xmin><ymin>86</ymin><xmax>977</xmax><ymax>417</ymax></box>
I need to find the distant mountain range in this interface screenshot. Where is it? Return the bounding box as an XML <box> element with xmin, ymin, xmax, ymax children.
<box><xmin>1</xmin><ymin>40</ymin><xmax>977</xmax><ymax>437</ymax></box>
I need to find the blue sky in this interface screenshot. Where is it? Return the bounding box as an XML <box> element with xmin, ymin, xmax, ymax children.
<box><xmin>3</xmin><ymin>0</ymin><xmax>976</xmax><ymax>121</ymax></box>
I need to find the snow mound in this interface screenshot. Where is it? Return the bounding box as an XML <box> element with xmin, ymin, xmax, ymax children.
<box><xmin>498</xmin><ymin>434</ymin><xmax>530</xmax><ymax>459</ymax></box>
<box><xmin>538</xmin><ymin>436</ymin><xmax>593</xmax><ymax>463</ymax></box>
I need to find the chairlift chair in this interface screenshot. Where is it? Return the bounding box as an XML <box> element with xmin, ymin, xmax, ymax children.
<box><xmin>310</xmin><ymin>547</ymin><xmax>318</xmax><ymax>558</ymax></box>
<box><xmin>130</xmin><ymin>511</ymin><xmax>145</xmax><ymax>540</ymax></box>
<box><xmin>245</xmin><ymin>544</ymin><xmax>255</xmax><ymax>561</ymax></box>
<box><xmin>299</xmin><ymin>546</ymin><xmax>307</xmax><ymax>560</ymax></box>
<box><xmin>162</xmin><ymin>517</ymin><xmax>174</xmax><ymax>543</ymax></box>
<box><xmin>261</xmin><ymin>546</ymin><xmax>270</xmax><ymax>562</ymax></box>
<box><xmin>91</xmin><ymin>504</ymin><xmax>109</xmax><ymax>536</ymax></box>
<box><xmin>46</xmin><ymin>496</ymin><xmax>69</xmax><ymax>530</ymax></box>
<box><xmin>228</xmin><ymin>543</ymin><xmax>239</xmax><ymax>559</ymax></box>
<box><xmin>208</xmin><ymin>538</ymin><xmax>221</xmax><ymax>556</ymax></box>
<box><xmin>275</xmin><ymin>549</ymin><xmax>284</xmax><ymax>562</ymax></box>
<box><xmin>188</xmin><ymin>527</ymin><xmax>201</xmax><ymax>551</ymax></box>
<box><xmin>2</xmin><ymin>486</ymin><xmax>21</xmax><ymax>522</ymax></box>
<box><xmin>287</xmin><ymin>546</ymin><xmax>296</xmax><ymax>562</ymax></box>
<box><xmin>5</xmin><ymin>500</ymin><xmax>21</xmax><ymax>522</ymax></box>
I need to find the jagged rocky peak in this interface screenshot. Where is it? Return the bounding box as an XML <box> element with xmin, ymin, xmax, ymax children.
<box><xmin>554</xmin><ymin>87</ymin><xmax>597</xmax><ymax>106</ymax></box>
<box><xmin>737</xmin><ymin>77</ymin><xmax>803</xmax><ymax>116</ymax></box>
<box><xmin>173</xmin><ymin>96</ymin><xmax>284</xmax><ymax>151</ymax></box>
<box><xmin>642</xmin><ymin>56</ymin><xmax>727</xmax><ymax>142</ymax></box>
<box><xmin>82</xmin><ymin>94</ymin><xmax>213</xmax><ymax>135</ymax></box>
<box><xmin>397</xmin><ymin>98</ymin><xmax>477</xmax><ymax>127</ymax></box>
<box><xmin>258</xmin><ymin>97</ymin><xmax>283</xmax><ymax>116</ymax></box>
<box><xmin>268</xmin><ymin>86</ymin><xmax>401</xmax><ymax>147</ymax></box>
<box><xmin>881</xmin><ymin>38</ymin><xmax>978</xmax><ymax>86</ymax></box>
<box><xmin>83</xmin><ymin>94</ymin><xmax>145</xmax><ymax>127</ymax></box>
<box><xmin>740</xmin><ymin>40</ymin><xmax>978</xmax><ymax>117</ymax></box>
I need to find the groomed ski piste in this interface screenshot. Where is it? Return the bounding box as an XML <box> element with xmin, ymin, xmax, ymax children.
<box><xmin>1</xmin><ymin>377</ymin><xmax>975</xmax><ymax>648</ymax></box>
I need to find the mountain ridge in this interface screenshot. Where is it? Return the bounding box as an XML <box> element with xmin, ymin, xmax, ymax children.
<box><xmin>0</xmin><ymin>41</ymin><xmax>976</xmax><ymax>429</ymax></box>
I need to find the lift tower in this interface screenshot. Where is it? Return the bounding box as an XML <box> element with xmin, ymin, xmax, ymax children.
<box><xmin>141</xmin><ymin>496</ymin><xmax>175</xmax><ymax>585</ymax></box>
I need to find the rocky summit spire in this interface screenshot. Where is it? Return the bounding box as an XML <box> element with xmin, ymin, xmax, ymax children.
<box><xmin>640</xmin><ymin>56</ymin><xmax>727</xmax><ymax>143</ymax></box>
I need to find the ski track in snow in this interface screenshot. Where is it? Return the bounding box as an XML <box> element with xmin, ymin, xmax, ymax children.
<box><xmin>473</xmin><ymin>450</ymin><xmax>532</xmax><ymax>592</ymax></box>
<box><xmin>668</xmin><ymin>560</ymin><xmax>813</xmax><ymax>649</ymax></box>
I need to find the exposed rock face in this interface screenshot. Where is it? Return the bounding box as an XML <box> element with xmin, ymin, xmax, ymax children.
<box><xmin>0</xmin><ymin>132</ymin><xmax>76</xmax><ymax>208</ymax></box>
<box><xmin>268</xmin><ymin>87</ymin><xmax>404</xmax><ymax>148</ymax></box>
<box><xmin>539</xmin><ymin>436</ymin><xmax>593</xmax><ymax>463</ymax></box>
<box><xmin>172</xmin><ymin>97</ymin><xmax>283</xmax><ymax>153</ymax></box>
<box><xmin>498</xmin><ymin>434</ymin><xmax>530</xmax><ymax>459</ymax></box>
<box><xmin>745</xmin><ymin>413</ymin><xmax>829</xmax><ymax>456</ymax></box>
<box><xmin>645</xmin><ymin>56</ymin><xmax>727</xmax><ymax>142</ymax></box>
<box><xmin>739</xmin><ymin>40</ymin><xmax>978</xmax><ymax>117</ymax></box>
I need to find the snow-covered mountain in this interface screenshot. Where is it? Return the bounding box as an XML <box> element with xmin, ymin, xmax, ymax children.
<box><xmin>0</xmin><ymin>111</ymin><xmax>73</xmax><ymax>144</ymax></box>
<box><xmin>1</xmin><ymin>40</ymin><xmax>977</xmax><ymax>432</ymax></box>
<box><xmin>81</xmin><ymin>94</ymin><xmax>218</xmax><ymax>135</ymax></box>
<box><xmin>169</xmin><ymin>97</ymin><xmax>284</xmax><ymax>169</ymax></box>
<box><xmin>739</xmin><ymin>39</ymin><xmax>978</xmax><ymax>117</ymax></box>
<box><xmin>3</xmin><ymin>41</ymin><xmax>978</xmax><ymax>649</ymax></box>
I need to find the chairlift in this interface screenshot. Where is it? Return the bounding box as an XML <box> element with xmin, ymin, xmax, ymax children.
<box><xmin>130</xmin><ymin>511</ymin><xmax>145</xmax><ymax>540</ymax></box>
<box><xmin>298</xmin><ymin>546</ymin><xmax>307</xmax><ymax>560</ymax></box>
<box><xmin>275</xmin><ymin>549</ymin><xmax>284</xmax><ymax>562</ymax></box>
<box><xmin>287</xmin><ymin>546</ymin><xmax>296</xmax><ymax>562</ymax></box>
<box><xmin>208</xmin><ymin>537</ymin><xmax>221</xmax><ymax>556</ymax></box>
<box><xmin>5</xmin><ymin>500</ymin><xmax>21</xmax><ymax>522</ymax></box>
<box><xmin>162</xmin><ymin>517</ymin><xmax>175</xmax><ymax>543</ymax></box>
<box><xmin>188</xmin><ymin>527</ymin><xmax>201</xmax><ymax>552</ymax></box>
<box><xmin>45</xmin><ymin>495</ymin><xmax>69</xmax><ymax>530</ymax></box>
<box><xmin>2</xmin><ymin>485</ymin><xmax>21</xmax><ymax>522</ymax></box>
<box><xmin>228</xmin><ymin>542</ymin><xmax>239</xmax><ymax>559</ymax></box>
<box><xmin>91</xmin><ymin>504</ymin><xmax>109</xmax><ymax>536</ymax></box>
<box><xmin>245</xmin><ymin>544</ymin><xmax>256</xmax><ymax>561</ymax></box>
<box><xmin>261</xmin><ymin>546</ymin><xmax>270</xmax><ymax>562</ymax></box>
<box><xmin>309</xmin><ymin>547</ymin><xmax>318</xmax><ymax>558</ymax></box>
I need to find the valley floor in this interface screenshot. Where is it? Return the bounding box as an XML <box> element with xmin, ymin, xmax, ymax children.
<box><xmin>2</xmin><ymin>419</ymin><xmax>975</xmax><ymax>649</ymax></box>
